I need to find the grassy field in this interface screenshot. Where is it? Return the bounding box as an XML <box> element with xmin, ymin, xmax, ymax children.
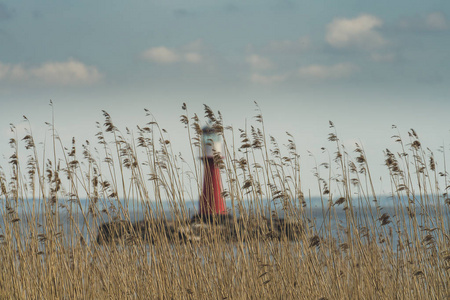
<box><xmin>0</xmin><ymin>103</ymin><xmax>449</xmax><ymax>299</ymax></box>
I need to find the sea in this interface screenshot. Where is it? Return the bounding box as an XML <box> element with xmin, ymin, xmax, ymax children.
<box><xmin>1</xmin><ymin>195</ymin><xmax>448</xmax><ymax>248</ymax></box>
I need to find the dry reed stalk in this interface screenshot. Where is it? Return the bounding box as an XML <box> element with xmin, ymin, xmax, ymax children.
<box><xmin>0</xmin><ymin>103</ymin><xmax>448</xmax><ymax>299</ymax></box>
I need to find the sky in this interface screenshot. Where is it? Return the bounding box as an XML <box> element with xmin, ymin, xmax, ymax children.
<box><xmin>0</xmin><ymin>1</ymin><xmax>450</xmax><ymax>196</ymax></box>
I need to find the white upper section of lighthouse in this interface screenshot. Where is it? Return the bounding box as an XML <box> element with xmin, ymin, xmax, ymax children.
<box><xmin>202</xmin><ymin>126</ymin><xmax>223</xmax><ymax>158</ymax></box>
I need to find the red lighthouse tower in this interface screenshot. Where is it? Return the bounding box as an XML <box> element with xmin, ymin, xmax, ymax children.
<box><xmin>199</xmin><ymin>126</ymin><xmax>228</xmax><ymax>216</ymax></box>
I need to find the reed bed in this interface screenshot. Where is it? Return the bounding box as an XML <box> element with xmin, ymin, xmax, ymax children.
<box><xmin>0</xmin><ymin>103</ymin><xmax>449</xmax><ymax>299</ymax></box>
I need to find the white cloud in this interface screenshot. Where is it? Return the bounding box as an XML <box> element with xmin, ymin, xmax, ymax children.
<box><xmin>182</xmin><ymin>39</ymin><xmax>203</xmax><ymax>52</ymax></box>
<box><xmin>141</xmin><ymin>41</ymin><xmax>205</xmax><ymax>64</ymax></box>
<box><xmin>399</xmin><ymin>12</ymin><xmax>448</xmax><ymax>31</ymax></box>
<box><xmin>250</xmin><ymin>73</ymin><xmax>286</xmax><ymax>84</ymax></box>
<box><xmin>9</xmin><ymin>65</ymin><xmax>27</xmax><ymax>80</ymax></box>
<box><xmin>0</xmin><ymin>63</ymin><xmax>10</xmax><ymax>79</ymax></box>
<box><xmin>0</xmin><ymin>59</ymin><xmax>102</xmax><ymax>85</ymax></box>
<box><xmin>246</xmin><ymin>54</ymin><xmax>273</xmax><ymax>70</ymax></box>
<box><xmin>425</xmin><ymin>12</ymin><xmax>448</xmax><ymax>30</ymax></box>
<box><xmin>31</xmin><ymin>60</ymin><xmax>102</xmax><ymax>85</ymax></box>
<box><xmin>298</xmin><ymin>63</ymin><xmax>358</xmax><ymax>80</ymax></box>
<box><xmin>141</xmin><ymin>47</ymin><xmax>180</xmax><ymax>63</ymax></box>
<box><xmin>184</xmin><ymin>52</ymin><xmax>202</xmax><ymax>63</ymax></box>
<box><xmin>326</xmin><ymin>14</ymin><xmax>386</xmax><ymax>50</ymax></box>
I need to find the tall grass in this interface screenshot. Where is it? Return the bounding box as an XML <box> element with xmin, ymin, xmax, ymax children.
<box><xmin>0</xmin><ymin>103</ymin><xmax>449</xmax><ymax>299</ymax></box>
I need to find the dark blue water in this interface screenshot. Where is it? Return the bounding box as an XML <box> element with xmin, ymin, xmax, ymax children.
<box><xmin>1</xmin><ymin>196</ymin><xmax>448</xmax><ymax>248</ymax></box>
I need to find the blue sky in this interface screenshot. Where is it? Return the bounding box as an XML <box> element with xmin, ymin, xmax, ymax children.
<box><xmin>1</xmin><ymin>1</ymin><xmax>450</xmax><ymax>196</ymax></box>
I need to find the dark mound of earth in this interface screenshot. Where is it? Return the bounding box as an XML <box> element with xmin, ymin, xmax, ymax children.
<box><xmin>96</xmin><ymin>215</ymin><xmax>304</xmax><ymax>244</ymax></box>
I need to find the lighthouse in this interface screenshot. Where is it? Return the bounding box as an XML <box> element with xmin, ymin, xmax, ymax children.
<box><xmin>199</xmin><ymin>126</ymin><xmax>228</xmax><ymax>217</ymax></box>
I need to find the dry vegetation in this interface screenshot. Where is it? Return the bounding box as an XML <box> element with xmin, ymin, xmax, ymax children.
<box><xmin>0</xmin><ymin>102</ymin><xmax>449</xmax><ymax>299</ymax></box>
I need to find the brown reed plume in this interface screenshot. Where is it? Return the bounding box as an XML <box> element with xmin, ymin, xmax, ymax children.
<box><xmin>0</xmin><ymin>102</ymin><xmax>448</xmax><ymax>299</ymax></box>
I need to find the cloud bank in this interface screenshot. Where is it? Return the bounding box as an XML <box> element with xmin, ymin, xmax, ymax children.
<box><xmin>250</xmin><ymin>73</ymin><xmax>287</xmax><ymax>85</ymax></box>
<box><xmin>0</xmin><ymin>59</ymin><xmax>102</xmax><ymax>85</ymax></box>
<box><xmin>298</xmin><ymin>63</ymin><xmax>358</xmax><ymax>79</ymax></box>
<box><xmin>246</xmin><ymin>54</ymin><xmax>273</xmax><ymax>70</ymax></box>
<box><xmin>425</xmin><ymin>12</ymin><xmax>448</xmax><ymax>30</ymax></box>
<box><xmin>326</xmin><ymin>14</ymin><xmax>386</xmax><ymax>50</ymax></box>
<box><xmin>399</xmin><ymin>12</ymin><xmax>448</xmax><ymax>31</ymax></box>
<box><xmin>141</xmin><ymin>41</ymin><xmax>205</xmax><ymax>64</ymax></box>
